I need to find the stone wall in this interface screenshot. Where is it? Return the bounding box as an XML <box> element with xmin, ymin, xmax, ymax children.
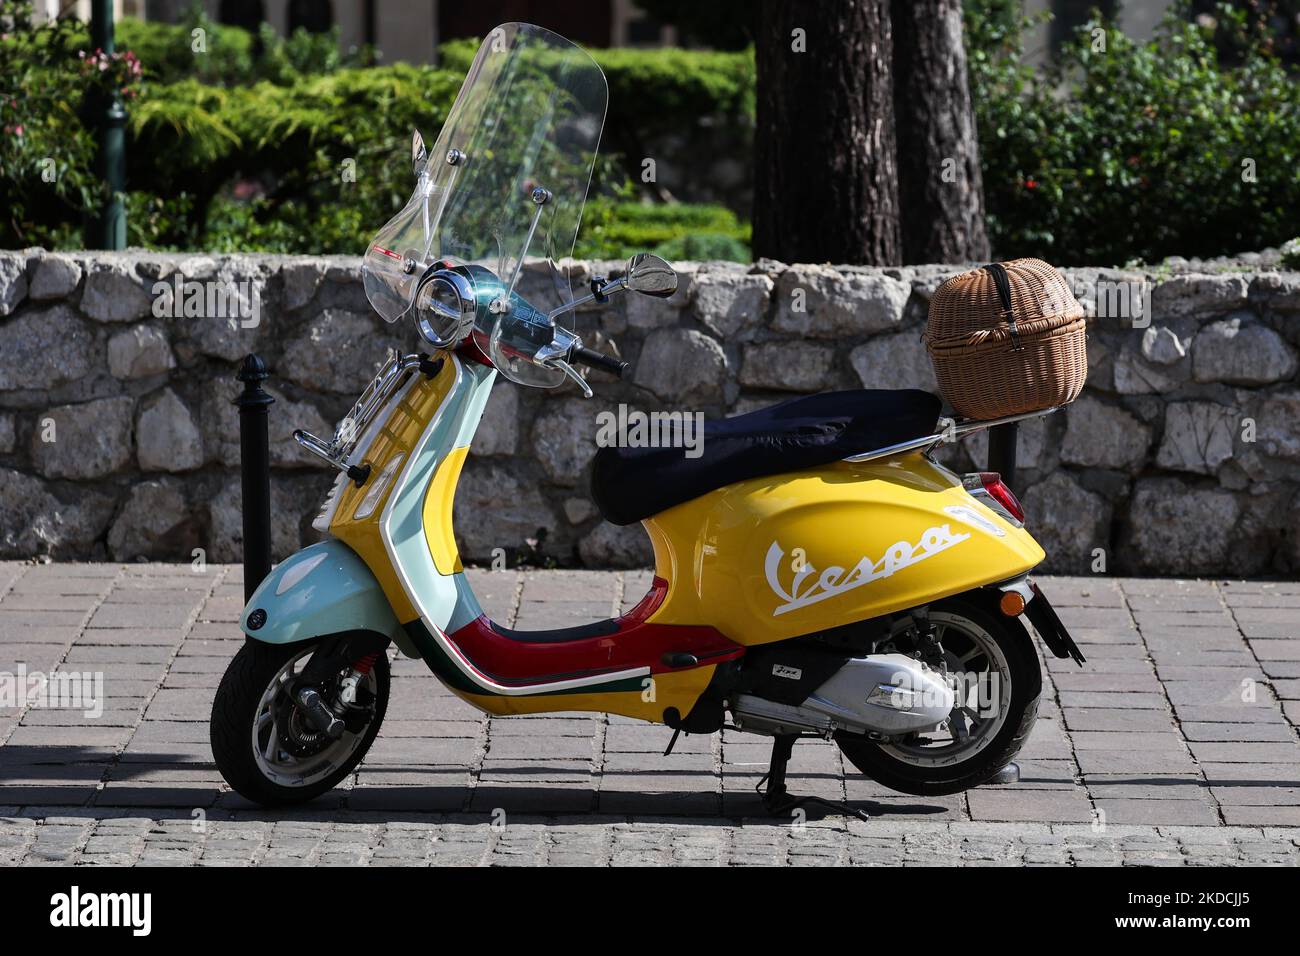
<box><xmin>1</xmin><ymin>249</ymin><xmax>1298</xmax><ymax>576</ymax></box>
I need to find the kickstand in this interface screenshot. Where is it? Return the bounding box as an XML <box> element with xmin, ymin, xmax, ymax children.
<box><xmin>755</xmin><ymin>734</ymin><xmax>870</xmax><ymax>822</ymax></box>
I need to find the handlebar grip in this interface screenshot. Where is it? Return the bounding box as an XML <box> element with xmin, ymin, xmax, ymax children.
<box><xmin>572</xmin><ymin>345</ymin><xmax>629</xmax><ymax>379</ymax></box>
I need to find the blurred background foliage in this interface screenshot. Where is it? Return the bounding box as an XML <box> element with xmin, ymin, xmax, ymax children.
<box><xmin>967</xmin><ymin>0</ymin><xmax>1300</xmax><ymax>263</ymax></box>
<box><xmin>1</xmin><ymin>0</ymin><xmax>1298</xmax><ymax>265</ymax></box>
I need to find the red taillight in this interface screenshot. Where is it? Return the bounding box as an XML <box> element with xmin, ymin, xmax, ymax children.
<box><xmin>977</xmin><ymin>472</ymin><xmax>1025</xmax><ymax>524</ymax></box>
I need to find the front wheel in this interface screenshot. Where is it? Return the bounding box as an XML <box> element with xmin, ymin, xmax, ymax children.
<box><xmin>210</xmin><ymin>639</ymin><xmax>389</xmax><ymax>806</ymax></box>
<box><xmin>837</xmin><ymin>596</ymin><xmax>1040</xmax><ymax>797</ymax></box>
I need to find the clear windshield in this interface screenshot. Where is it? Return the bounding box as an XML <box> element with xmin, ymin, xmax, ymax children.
<box><xmin>363</xmin><ymin>23</ymin><xmax>607</xmax><ymax>387</ymax></box>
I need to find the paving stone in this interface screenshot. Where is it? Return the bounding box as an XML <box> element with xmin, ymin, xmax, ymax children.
<box><xmin>142</xmin><ymin>689</ymin><xmax>215</xmax><ymax>720</ymax></box>
<box><xmin>1198</xmin><ymin>762</ymin><xmax>1300</xmax><ymax>783</ymax></box>
<box><xmin>80</xmin><ymin>627</ymin><xmax>183</xmax><ymax>646</ymax></box>
<box><xmin>1246</xmin><ymin>640</ymin><xmax>1300</xmax><ymax>661</ymax></box>
<box><xmin>1220</xmin><ymin>806</ymin><xmax>1300</xmax><ymax>826</ymax></box>
<box><xmin>1092</xmin><ymin>798</ymin><xmax>1221</xmax><ymax>826</ymax></box>
<box><xmin>1046</xmin><ymin>656</ymin><xmax>1151</xmax><ymax>674</ymax></box>
<box><xmin>1165</xmin><ymin>680</ymin><xmax>1259</xmax><ymax>706</ymax></box>
<box><xmin>486</xmin><ymin>735</ymin><xmax>595</xmax><ymax>761</ymax></box>
<box><xmin>1056</xmin><ymin>691</ymin><xmax>1169</xmax><ymax>710</ymax></box>
<box><xmin>1188</xmin><ymin>741</ymin><xmax>1300</xmax><ymax>763</ymax></box>
<box><xmin>1074</xmin><ymin>750</ymin><xmax>1199</xmax><ymax>775</ymax></box>
<box><xmin>966</xmin><ymin>789</ymin><xmax>1094</xmax><ymax>823</ymax></box>
<box><xmin>1059</xmin><ymin>709</ymin><xmax>1179</xmax><ymax>733</ymax></box>
<box><xmin>1069</xmin><ymin>731</ymin><xmax>1189</xmax><ymax>752</ymax></box>
<box><xmin>1086</xmin><ymin>775</ymin><xmax>1208</xmax><ymax>800</ymax></box>
<box><xmin>1209</xmin><ymin>786</ymin><xmax>1300</xmax><ymax>806</ymax></box>
<box><xmin>1050</xmin><ymin>672</ymin><xmax>1162</xmax><ymax>692</ymax></box>
<box><xmin>1181</xmin><ymin>721</ymin><xmax>1295</xmax><ymax>742</ymax></box>
<box><xmin>1172</xmin><ymin>703</ymin><xmax>1284</xmax><ymax>723</ymax></box>
<box><xmin>364</xmin><ymin>736</ymin><xmax>480</xmax><ymax>766</ymax></box>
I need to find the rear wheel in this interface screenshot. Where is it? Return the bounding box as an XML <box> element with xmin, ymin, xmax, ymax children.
<box><xmin>836</xmin><ymin>596</ymin><xmax>1040</xmax><ymax>797</ymax></box>
<box><xmin>210</xmin><ymin>640</ymin><xmax>389</xmax><ymax>806</ymax></box>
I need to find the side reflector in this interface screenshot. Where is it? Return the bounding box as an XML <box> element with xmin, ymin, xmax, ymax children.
<box><xmin>999</xmin><ymin>591</ymin><xmax>1026</xmax><ymax>616</ymax></box>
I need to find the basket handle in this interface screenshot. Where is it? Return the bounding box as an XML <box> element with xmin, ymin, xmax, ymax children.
<box><xmin>982</xmin><ymin>261</ymin><xmax>1022</xmax><ymax>352</ymax></box>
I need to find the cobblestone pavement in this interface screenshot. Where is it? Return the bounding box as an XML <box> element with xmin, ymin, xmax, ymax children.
<box><xmin>1</xmin><ymin>563</ymin><xmax>1298</xmax><ymax>866</ymax></box>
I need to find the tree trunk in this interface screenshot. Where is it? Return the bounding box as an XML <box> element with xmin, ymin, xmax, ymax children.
<box><xmin>752</xmin><ymin>0</ymin><xmax>901</xmax><ymax>265</ymax></box>
<box><xmin>891</xmin><ymin>0</ymin><xmax>991</xmax><ymax>264</ymax></box>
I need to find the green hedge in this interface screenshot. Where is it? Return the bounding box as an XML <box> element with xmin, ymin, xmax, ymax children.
<box><xmin>4</xmin><ymin>3</ymin><xmax>1300</xmax><ymax>265</ymax></box>
<box><xmin>575</xmin><ymin>200</ymin><xmax>749</xmax><ymax>261</ymax></box>
<box><xmin>0</xmin><ymin>8</ymin><xmax>751</xmax><ymax>257</ymax></box>
<box><xmin>111</xmin><ymin>10</ymin><xmax>362</xmax><ymax>85</ymax></box>
<box><xmin>439</xmin><ymin>38</ymin><xmax>754</xmax><ymax>139</ymax></box>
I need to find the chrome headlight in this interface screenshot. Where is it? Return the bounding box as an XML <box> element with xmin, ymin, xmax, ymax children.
<box><xmin>414</xmin><ymin>269</ymin><xmax>476</xmax><ymax>348</ymax></box>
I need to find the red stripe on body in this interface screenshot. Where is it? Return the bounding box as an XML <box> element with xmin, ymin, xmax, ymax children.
<box><xmin>444</xmin><ymin>577</ymin><xmax>743</xmax><ymax>685</ymax></box>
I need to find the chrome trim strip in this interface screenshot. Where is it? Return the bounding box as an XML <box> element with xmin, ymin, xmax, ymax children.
<box><xmin>843</xmin><ymin>434</ymin><xmax>944</xmax><ymax>463</ymax></box>
<box><xmin>843</xmin><ymin>406</ymin><xmax>1060</xmax><ymax>464</ymax></box>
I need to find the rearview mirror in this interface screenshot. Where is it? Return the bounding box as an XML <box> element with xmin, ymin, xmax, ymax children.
<box><xmin>625</xmin><ymin>253</ymin><xmax>677</xmax><ymax>298</ymax></box>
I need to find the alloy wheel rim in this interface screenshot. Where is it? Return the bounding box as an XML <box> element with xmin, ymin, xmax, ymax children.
<box><xmin>250</xmin><ymin>648</ymin><xmax>377</xmax><ymax>788</ymax></box>
<box><xmin>877</xmin><ymin>610</ymin><xmax>1013</xmax><ymax>769</ymax></box>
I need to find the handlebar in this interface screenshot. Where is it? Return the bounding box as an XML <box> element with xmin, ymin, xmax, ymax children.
<box><xmin>570</xmin><ymin>344</ymin><xmax>629</xmax><ymax>379</ymax></box>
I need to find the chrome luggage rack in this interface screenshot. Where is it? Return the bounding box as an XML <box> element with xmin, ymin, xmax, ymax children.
<box><xmin>843</xmin><ymin>406</ymin><xmax>1059</xmax><ymax>465</ymax></box>
<box><xmin>294</xmin><ymin>350</ymin><xmax>429</xmax><ymax>483</ymax></box>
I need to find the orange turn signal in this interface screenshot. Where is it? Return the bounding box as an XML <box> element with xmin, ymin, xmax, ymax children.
<box><xmin>999</xmin><ymin>591</ymin><xmax>1026</xmax><ymax>616</ymax></box>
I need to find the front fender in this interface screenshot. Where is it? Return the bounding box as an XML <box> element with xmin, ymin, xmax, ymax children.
<box><xmin>240</xmin><ymin>539</ymin><xmax>415</xmax><ymax>656</ymax></box>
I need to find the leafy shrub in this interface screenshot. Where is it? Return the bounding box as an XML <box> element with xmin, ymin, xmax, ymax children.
<box><xmin>0</xmin><ymin>1</ymin><xmax>99</xmax><ymax>245</ymax></box>
<box><xmin>109</xmin><ymin>7</ymin><xmax>362</xmax><ymax>86</ymax></box>
<box><xmin>123</xmin><ymin>63</ymin><xmax>460</xmax><ymax>252</ymax></box>
<box><xmin>967</xmin><ymin>1</ymin><xmax>1300</xmax><ymax>264</ymax></box>
<box><xmin>438</xmin><ymin>38</ymin><xmax>754</xmax><ymax>211</ymax></box>
<box><xmin>437</xmin><ymin>38</ymin><xmax>754</xmax><ymax>141</ymax></box>
<box><xmin>1</xmin><ymin>8</ymin><xmax>751</xmax><ymax>258</ymax></box>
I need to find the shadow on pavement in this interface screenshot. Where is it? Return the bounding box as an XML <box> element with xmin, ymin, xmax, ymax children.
<box><xmin>0</xmin><ymin>744</ymin><xmax>960</xmax><ymax>824</ymax></box>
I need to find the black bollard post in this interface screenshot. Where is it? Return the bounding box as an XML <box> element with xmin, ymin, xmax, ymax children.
<box><xmin>235</xmin><ymin>355</ymin><xmax>275</xmax><ymax>603</ymax></box>
<box><xmin>986</xmin><ymin>420</ymin><xmax>1019</xmax><ymax>491</ymax></box>
<box><xmin>986</xmin><ymin>417</ymin><xmax>1022</xmax><ymax>787</ymax></box>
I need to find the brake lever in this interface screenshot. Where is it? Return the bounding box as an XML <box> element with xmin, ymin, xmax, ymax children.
<box><xmin>547</xmin><ymin>358</ymin><xmax>593</xmax><ymax>399</ymax></box>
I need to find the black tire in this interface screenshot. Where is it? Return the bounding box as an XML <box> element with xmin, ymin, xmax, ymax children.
<box><xmin>836</xmin><ymin>595</ymin><xmax>1040</xmax><ymax>797</ymax></box>
<box><xmin>210</xmin><ymin>639</ymin><xmax>389</xmax><ymax>807</ymax></box>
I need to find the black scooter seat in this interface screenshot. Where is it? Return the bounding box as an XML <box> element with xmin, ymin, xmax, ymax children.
<box><xmin>590</xmin><ymin>389</ymin><xmax>942</xmax><ymax>525</ymax></box>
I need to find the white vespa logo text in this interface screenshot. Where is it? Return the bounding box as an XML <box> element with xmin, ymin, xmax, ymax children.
<box><xmin>765</xmin><ymin>524</ymin><xmax>970</xmax><ymax>616</ymax></box>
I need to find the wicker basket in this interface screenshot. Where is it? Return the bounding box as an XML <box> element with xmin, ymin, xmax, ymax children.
<box><xmin>924</xmin><ymin>258</ymin><xmax>1087</xmax><ymax>421</ymax></box>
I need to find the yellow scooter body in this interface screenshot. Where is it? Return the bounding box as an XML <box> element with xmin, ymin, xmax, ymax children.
<box><xmin>277</xmin><ymin>351</ymin><xmax>1043</xmax><ymax>724</ymax></box>
<box><xmin>643</xmin><ymin>454</ymin><xmax>1043</xmax><ymax>644</ymax></box>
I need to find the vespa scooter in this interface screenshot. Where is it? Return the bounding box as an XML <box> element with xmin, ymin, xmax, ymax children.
<box><xmin>211</xmin><ymin>22</ymin><xmax>1084</xmax><ymax>812</ymax></box>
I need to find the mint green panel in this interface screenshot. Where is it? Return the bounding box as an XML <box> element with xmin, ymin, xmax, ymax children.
<box><xmin>240</xmin><ymin>540</ymin><xmax>415</xmax><ymax>656</ymax></box>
